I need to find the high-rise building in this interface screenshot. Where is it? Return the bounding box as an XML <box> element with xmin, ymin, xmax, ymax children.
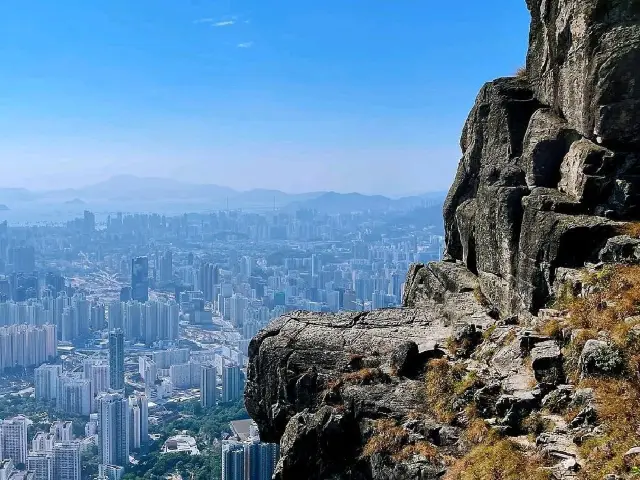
<box><xmin>83</xmin><ymin>360</ymin><xmax>109</xmax><ymax>412</ymax></box>
<box><xmin>128</xmin><ymin>393</ymin><xmax>148</xmax><ymax>450</ymax></box>
<box><xmin>0</xmin><ymin>325</ymin><xmax>57</xmax><ymax>373</ymax></box>
<box><xmin>98</xmin><ymin>464</ymin><xmax>124</xmax><ymax>480</ymax></box>
<box><xmin>137</xmin><ymin>357</ymin><xmax>156</xmax><ymax>388</ymax></box>
<box><xmin>53</xmin><ymin>441</ymin><xmax>81</xmax><ymax>480</ymax></box>
<box><xmin>167</xmin><ymin>300</ymin><xmax>179</xmax><ymax>341</ymax></box>
<box><xmin>0</xmin><ymin>416</ymin><xmax>29</xmax><ymax>464</ymax></box>
<box><xmin>90</xmin><ymin>303</ymin><xmax>106</xmax><ymax>331</ymax></box>
<box><xmin>83</xmin><ymin>210</ymin><xmax>95</xmax><ymax>234</ymax></box>
<box><xmin>34</xmin><ymin>364</ymin><xmax>62</xmax><ymax>403</ymax></box>
<box><xmin>221</xmin><ymin>441</ymin><xmax>244</xmax><ymax>480</ymax></box>
<box><xmin>107</xmin><ymin>302</ymin><xmax>124</xmax><ymax>331</ymax></box>
<box><xmin>56</xmin><ymin>375</ymin><xmax>91</xmax><ymax>416</ymax></box>
<box><xmin>222</xmin><ymin>364</ymin><xmax>243</xmax><ymax>403</ymax></box>
<box><xmin>97</xmin><ymin>392</ymin><xmax>129</xmax><ymax>468</ymax></box>
<box><xmin>131</xmin><ymin>257</ymin><xmax>149</xmax><ymax>303</ymax></box>
<box><xmin>198</xmin><ymin>263</ymin><xmax>219</xmax><ymax>302</ymax></box>
<box><xmin>27</xmin><ymin>451</ymin><xmax>53</xmax><ymax>480</ymax></box>
<box><xmin>108</xmin><ymin>330</ymin><xmax>124</xmax><ymax>391</ymax></box>
<box><xmin>222</xmin><ymin>420</ymin><xmax>279</xmax><ymax>480</ymax></box>
<box><xmin>200</xmin><ymin>365</ymin><xmax>217</xmax><ymax>408</ymax></box>
<box><xmin>50</xmin><ymin>422</ymin><xmax>72</xmax><ymax>442</ymax></box>
<box><xmin>31</xmin><ymin>433</ymin><xmax>55</xmax><ymax>453</ymax></box>
<box><xmin>160</xmin><ymin>251</ymin><xmax>173</xmax><ymax>283</ymax></box>
<box><xmin>124</xmin><ymin>301</ymin><xmax>141</xmax><ymax>341</ymax></box>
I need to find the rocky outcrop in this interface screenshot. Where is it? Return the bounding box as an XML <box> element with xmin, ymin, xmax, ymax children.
<box><xmin>245</xmin><ymin>0</ymin><xmax>640</xmax><ymax>478</ymax></box>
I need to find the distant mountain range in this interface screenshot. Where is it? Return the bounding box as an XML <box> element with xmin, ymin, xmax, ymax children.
<box><xmin>0</xmin><ymin>175</ymin><xmax>446</xmax><ymax>214</ymax></box>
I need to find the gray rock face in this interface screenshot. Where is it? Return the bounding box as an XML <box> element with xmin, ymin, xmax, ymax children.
<box><xmin>525</xmin><ymin>0</ymin><xmax>640</xmax><ymax>148</ymax></box>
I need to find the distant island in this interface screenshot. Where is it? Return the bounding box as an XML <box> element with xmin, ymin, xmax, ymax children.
<box><xmin>0</xmin><ymin>204</ymin><xmax>9</xmax><ymax>211</ymax></box>
<box><xmin>64</xmin><ymin>198</ymin><xmax>86</xmax><ymax>205</ymax></box>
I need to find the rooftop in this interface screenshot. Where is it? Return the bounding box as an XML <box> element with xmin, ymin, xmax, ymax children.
<box><xmin>162</xmin><ymin>435</ymin><xmax>199</xmax><ymax>456</ymax></box>
<box><xmin>230</xmin><ymin>419</ymin><xmax>255</xmax><ymax>442</ymax></box>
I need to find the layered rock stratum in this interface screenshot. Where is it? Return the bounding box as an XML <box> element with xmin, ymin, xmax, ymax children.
<box><xmin>245</xmin><ymin>1</ymin><xmax>640</xmax><ymax>478</ymax></box>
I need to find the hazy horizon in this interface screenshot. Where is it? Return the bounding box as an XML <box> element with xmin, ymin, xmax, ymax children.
<box><xmin>1</xmin><ymin>0</ymin><xmax>530</xmax><ymax>195</ymax></box>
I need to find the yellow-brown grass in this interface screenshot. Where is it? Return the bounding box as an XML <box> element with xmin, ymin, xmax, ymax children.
<box><xmin>395</xmin><ymin>442</ymin><xmax>440</xmax><ymax>462</ymax></box>
<box><xmin>342</xmin><ymin>367</ymin><xmax>385</xmax><ymax>385</ymax></box>
<box><xmin>362</xmin><ymin>419</ymin><xmax>440</xmax><ymax>463</ymax></box>
<box><xmin>578</xmin><ymin>378</ymin><xmax>640</xmax><ymax>478</ymax></box>
<box><xmin>445</xmin><ymin>438</ymin><xmax>551</xmax><ymax>480</ymax></box>
<box><xmin>619</xmin><ymin>222</ymin><xmax>640</xmax><ymax>239</ymax></box>
<box><xmin>424</xmin><ymin>359</ymin><xmax>468</xmax><ymax>423</ymax></box>
<box><xmin>515</xmin><ymin>66</ymin><xmax>528</xmax><ymax>79</ymax></box>
<box><xmin>540</xmin><ymin>264</ymin><xmax>640</xmax><ymax>478</ymax></box>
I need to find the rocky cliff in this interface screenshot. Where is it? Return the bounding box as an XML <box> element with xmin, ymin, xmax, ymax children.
<box><xmin>245</xmin><ymin>1</ymin><xmax>640</xmax><ymax>478</ymax></box>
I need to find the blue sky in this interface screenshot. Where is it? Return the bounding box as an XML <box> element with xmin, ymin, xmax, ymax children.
<box><xmin>0</xmin><ymin>0</ymin><xmax>530</xmax><ymax>195</ymax></box>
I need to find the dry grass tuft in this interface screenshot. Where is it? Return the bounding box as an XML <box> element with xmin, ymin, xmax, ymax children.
<box><xmin>362</xmin><ymin>419</ymin><xmax>440</xmax><ymax>463</ymax></box>
<box><xmin>515</xmin><ymin>66</ymin><xmax>528</xmax><ymax>79</ymax></box>
<box><xmin>342</xmin><ymin>367</ymin><xmax>385</xmax><ymax>385</ymax></box>
<box><xmin>578</xmin><ymin>378</ymin><xmax>640</xmax><ymax>478</ymax></box>
<box><xmin>539</xmin><ymin>264</ymin><xmax>640</xmax><ymax>478</ymax></box>
<box><xmin>445</xmin><ymin>438</ymin><xmax>550</xmax><ymax>480</ymax></box>
<box><xmin>619</xmin><ymin>222</ymin><xmax>640</xmax><ymax>239</ymax></box>
<box><xmin>361</xmin><ymin>419</ymin><xmax>406</xmax><ymax>458</ymax></box>
<box><xmin>424</xmin><ymin>359</ymin><xmax>469</xmax><ymax>423</ymax></box>
<box><xmin>395</xmin><ymin>442</ymin><xmax>440</xmax><ymax>462</ymax></box>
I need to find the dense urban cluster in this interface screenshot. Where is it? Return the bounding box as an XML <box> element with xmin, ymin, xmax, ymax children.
<box><xmin>0</xmin><ymin>203</ymin><xmax>443</xmax><ymax>479</ymax></box>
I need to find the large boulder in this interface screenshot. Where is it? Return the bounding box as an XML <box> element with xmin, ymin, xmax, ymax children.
<box><xmin>578</xmin><ymin>340</ymin><xmax>625</xmax><ymax>378</ymax></box>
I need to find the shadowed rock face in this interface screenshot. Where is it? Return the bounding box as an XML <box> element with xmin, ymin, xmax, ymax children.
<box><xmin>245</xmin><ymin>1</ymin><xmax>640</xmax><ymax>478</ymax></box>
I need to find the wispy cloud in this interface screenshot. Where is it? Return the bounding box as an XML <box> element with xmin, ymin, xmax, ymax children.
<box><xmin>214</xmin><ymin>20</ymin><xmax>235</xmax><ymax>27</ymax></box>
<box><xmin>237</xmin><ymin>42</ymin><xmax>254</xmax><ymax>48</ymax></box>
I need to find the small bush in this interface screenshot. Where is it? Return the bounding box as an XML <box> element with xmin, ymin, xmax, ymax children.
<box><xmin>515</xmin><ymin>66</ymin><xmax>528</xmax><ymax>79</ymax></box>
<box><xmin>461</xmin><ymin>406</ymin><xmax>495</xmax><ymax>446</ymax></box>
<box><xmin>453</xmin><ymin>371</ymin><xmax>482</xmax><ymax>396</ymax></box>
<box><xmin>538</xmin><ymin>318</ymin><xmax>563</xmax><ymax>339</ymax></box>
<box><xmin>445</xmin><ymin>438</ymin><xmax>550</xmax><ymax>480</ymax></box>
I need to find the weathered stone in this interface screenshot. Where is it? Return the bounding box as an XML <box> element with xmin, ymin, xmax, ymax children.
<box><xmin>568</xmin><ymin>406</ymin><xmax>597</xmax><ymax>428</ymax></box>
<box><xmin>558</xmin><ymin>139</ymin><xmax>615</xmax><ymax>207</ymax></box>
<box><xmin>525</xmin><ymin>0</ymin><xmax>640</xmax><ymax>147</ymax></box>
<box><xmin>578</xmin><ymin>340</ymin><xmax>625</xmax><ymax>378</ymax></box>
<box><xmin>542</xmin><ymin>385</ymin><xmax>574</xmax><ymax>413</ymax></box>
<box><xmin>623</xmin><ymin>447</ymin><xmax>640</xmax><ymax>468</ymax></box>
<box><xmin>444</xmin><ymin>78</ymin><xmax>540</xmax><ymax>262</ymax></box>
<box><xmin>245</xmin><ymin>0</ymin><xmax>640</xmax><ymax>477</ymax></box>
<box><xmin>391</xmin><ymin>341</ymin><xmax>420</xmax><ymax>377</ymax></box>
<box><xmin>273</xmin><ymin>407</ymin><xmax>361</xmax><ymax>480</ymax></box>
<box><xmin>530</xmin><ymin>341</ymin><xmax>563</xmax><ymax>384</ymax></box>
<box><xmin>520</xmin><ymin>109</ymin><xmax>580</xmax><ymax>188</ymax></box>
<box><xmin>599</xmin><ymin>235</ymin><xmax>640</xmax><ymax>264</ymax></box>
